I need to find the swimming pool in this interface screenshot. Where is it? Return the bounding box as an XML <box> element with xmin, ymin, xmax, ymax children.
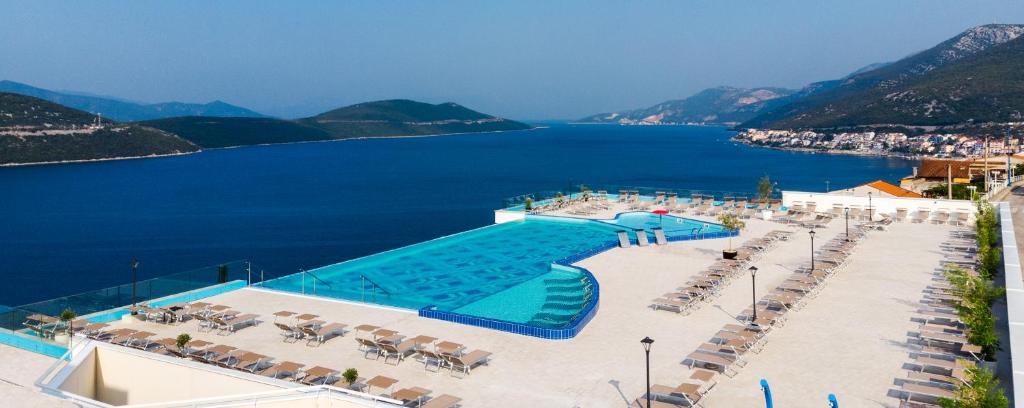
<box><xmin>259</xmin><ymin>213</ymin><xmax>727</xmax><ymax>334</ymax></box>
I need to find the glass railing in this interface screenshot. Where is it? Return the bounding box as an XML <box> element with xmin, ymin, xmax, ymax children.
<box><xmin>503</xmin><ymin>184</ymin><xmax>781</xmax><ymax>210</ymax></box>
<box><xmin>0</xmin><ymin>260</ymin><xmax>253</xmax><ymax>333</ymax></box>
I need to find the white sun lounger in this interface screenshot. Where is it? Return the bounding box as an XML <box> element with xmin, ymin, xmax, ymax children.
<box><xmin>617</xmin><ymin>230</ymin><xmax>631</xmax><ymax>248</ymax></box>
<box><xmin>635</xmin><ymin>229</ymin><xmax>649</xmax><ymax>247</ymax></box>
<box><xmin>653</xmin><ymin>228</ymin><xmax>668</xmax><ymax>245</ymax></box>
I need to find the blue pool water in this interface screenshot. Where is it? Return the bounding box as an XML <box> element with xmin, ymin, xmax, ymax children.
<box><xmin>260</xmin><ymin>213</ymin><xmax>722</xmax><ymax>327</ymax></box>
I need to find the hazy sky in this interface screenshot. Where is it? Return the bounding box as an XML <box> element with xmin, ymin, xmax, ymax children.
<box><xmin>2</xmin><ymin>1</ymin><xmax>1023</xmax><ymax>120</ymax></box>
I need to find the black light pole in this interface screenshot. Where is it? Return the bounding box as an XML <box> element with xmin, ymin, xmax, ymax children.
<box><xmin>844</xmin><ymin>207</ymin><xmax>850</xmax><ymax>242</ymax></box>
<box><xmin>749</xmin><ymin>266</ymin><xmax>758</xmax><ymax>324</ymax></box>
<box><xmin>641</xmin><ymin>337</ymin><xmax>654</xmax><ymax>408</ymax></box>
<box><xmin>130</xmin><ymin>259</ymin><xmax>139</xmax><ymax>314</ymax></box>
<box><xmin>809</xmin><ymin>230</ymin><xmax>816</xmax><ymax>271</ymax></box>
<box><xmin>868</xmin><ymin>191</ymin><xmax>873</xmax><ymax>221</ymax></box>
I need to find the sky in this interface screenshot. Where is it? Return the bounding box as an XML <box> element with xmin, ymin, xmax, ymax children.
<box><xmin>2</xmin><ymin>1</ymin><xmax>1023</xmax><ymax>120</ymax></box>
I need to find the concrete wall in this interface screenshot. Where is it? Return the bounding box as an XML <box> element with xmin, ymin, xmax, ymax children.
<box><xmin>998</xmin><ymin>203</ymin><xmax>1024</xmax><ymax>407</ymax></box>
<box><xmin>782</xmin><ymin>190</ymin><xmax>976</xmax><ymax>221</ymax></box>
<box><xmin>60</xmin><ymin>346</ymin><xmax>280</xmax><ymax>406</ymax></box>
<box><xmin>494</xmin><ymin>209</ymin><xmax>526</xmax><ymax>224</ymax></box>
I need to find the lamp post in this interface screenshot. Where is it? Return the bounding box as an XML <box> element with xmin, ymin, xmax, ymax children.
<box><xmin>809</xmin><ymin>230</ymin><xmax>816</xmax><ymax>271</ymax></box>
<box><xmin>130</xmin><ymin>259</ymin><xmax>139</xmax><ymax>314</ymax></box>
<box><xmin>844</xmin><ymin>207</ymin><xmax>850</xmax><ymax>242</ymax></box>
<box><xmin>641</xmin><ymin>337</ymin><xmax>654</xmax><ymax>408</ymax></box>
<box><xmin>749</xmin><ymin>266</ymin><xmax>759</xmax><ymax>325</ymax></box>
<box><xmin>867</xmin><ymin>191</ymin><xmax>873</xmax><ymax>221</ymax></box>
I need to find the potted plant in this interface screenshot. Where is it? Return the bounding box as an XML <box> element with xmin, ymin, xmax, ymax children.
<box><xmin>757</xmin><ymin>175</ymin><xmax>774</xmax><ymax>220</ymax></box>
<box><xmin>717</xmin><ymin>212</ymin><xmax>746</xmax><ymax>259</ymax></box>
<box><xmin>56</xmin><ymin>308</ymin><xmax>76</xmax><ymax>345</ymax></box>
<box><xmin>342</xmin><ymin>368</ymin><xmax>359</xmax><ymax>390</ymax></box>
<box><xmin>175</xmin><ymin>333</ymin><xmax>192</xmax><ymax>356</ymax></box>
<box><xmin>524</xmin><ymin>198</ymin><xmax>533</xmax><ymax>212</ymax></box>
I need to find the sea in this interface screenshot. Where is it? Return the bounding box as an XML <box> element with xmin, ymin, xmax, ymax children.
<box><xmin>0</xmin><ymin>124</ymin><xmax>914</xmax><ymax>305</ymax></box>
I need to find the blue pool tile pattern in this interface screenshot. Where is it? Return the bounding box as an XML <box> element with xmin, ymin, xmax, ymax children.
<box><xmin>260</xmin><ymin>213</ymin><xmax>731</xmax><ymax>338</ymax></box>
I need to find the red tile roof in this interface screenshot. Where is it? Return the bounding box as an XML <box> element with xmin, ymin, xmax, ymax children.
<box><xmin>865</xmin><ymin>180</ymin><xmax>923</xmax><ymax>198</ymax></box>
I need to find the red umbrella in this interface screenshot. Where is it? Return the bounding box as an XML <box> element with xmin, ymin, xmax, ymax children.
<box><xmin>652</xmin><ymin>209</ymin><xmax>669</xmax><ymax>224</ymax></box>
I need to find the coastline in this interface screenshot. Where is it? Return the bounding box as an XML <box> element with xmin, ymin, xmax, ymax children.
<box><xmin>0</xmin><ymin>151</ymin><xmax>199</xmax><ymax>168</ymax></box>
<box><xmin>0</xmin><ymin>126</ymin><xmax>544</xmax><ymax>167</ymax></box>
<box><xmin>730</xmin><ymin>137</ymin><xmax>925</xmax><ymax>160</ymax></box>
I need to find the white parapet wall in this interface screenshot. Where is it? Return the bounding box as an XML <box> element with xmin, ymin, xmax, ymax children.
<box><xmin>999</xmin><ymin>202</ymin><xmax>1024</xmax><ymax>407</ymax></box>
<box><xmin>494</xmin><ymin>209</ymin><xmax>526</xmax><ymax>224</ymax></box>
<box><xmin>782</xmin><ymin>190</ymin><xmax>977</xmax><ymax>221</ymax></box>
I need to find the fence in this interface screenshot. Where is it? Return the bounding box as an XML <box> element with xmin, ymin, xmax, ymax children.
<box><xmin>503</xmin><ymin>184</ymin><xmax>779</xmax><ymax>209</ymax></box>
<box><xmin>0</xmin><ymin>260</ymin><xmax>252</xmax><ymax>357</ymax></box>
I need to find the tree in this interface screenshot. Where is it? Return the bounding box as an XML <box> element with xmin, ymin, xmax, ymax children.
<box><xmin>176</xmin><ymin>333</ymin><xmax>192</xmax><ymax>351</ymax></box>
<box><xmin>717</xmin><ymin>212</ymin><xmax>746</xmax><ymax>250</ymax></box>
<box><xmin>757</xmin><ymin>175</ymin><xmax>774</xmax><ymax>206</ymax></box>
<box><xmin>342</xmin><ymin>368</ymin><xmax>359</xmax><ymax>388</ymax></box>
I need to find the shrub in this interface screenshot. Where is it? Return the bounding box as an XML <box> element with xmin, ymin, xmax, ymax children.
<box><xmin>938</xmin><ymin>366</ymin><xmax>1008</xmax><ymax>408</ymax></box>
<box><xmin>342</xmin><ymin>368</ymin><xmax>359</xmax><ymax>386</ymax></box>
<box><xmin>176</xmin><ymin>333</ymin><xmax>191</xmax><ymax>350</ymax></box>
<box><xmin>944</xmin><ymin>266</ymin><xmax>1005</xmax><ymax>361</ymax></box>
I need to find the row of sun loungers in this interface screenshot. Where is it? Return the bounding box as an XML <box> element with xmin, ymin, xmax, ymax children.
<box><xmin>351</xmin><ymin>324</ymin><xmax>492</xmax><ymax>378</ymax></box>
<box><xmin>657</xmin><ymin>225</ymin><xmax>877</xmax><ymax>407</ymax></box>
<box><xmin>94</xmin><ymin>329</ymin><xmax>463</xmax><ymax>407</ymax></box>
<box><xmin>650</xmin><ymin>230</ymin><xmax>794</xmax><ymax>315</ymax></box>
<box><xmin>83</xmin><ymin>311</ymin><xmax>465</xmax><ymax>407</ymax></box>
<box><xmin>891</xmin><ymin>230</ymin><xmax>982</xmax><ymax>407</ymax></box>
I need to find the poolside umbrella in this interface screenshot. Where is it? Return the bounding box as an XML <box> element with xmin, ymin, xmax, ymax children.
<box><xmin>652</xmin><ymin>209</ymin><xmax>669</xmax><ymax>224</ymax></box>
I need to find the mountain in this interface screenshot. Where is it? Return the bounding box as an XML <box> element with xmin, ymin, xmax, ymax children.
<box><xmin>743</xmin><ymin>24</ymin><xmax>1024</xmax><ymax>129</ymax></box>
<box><xmin>296</xmin><ymin>99</ymin><xmax>531</xmax><ymax>138</ymax></box>
<box><xmin>138</xmin><ymin>117</ymin><xmax>330</xmax><ymax>148</ymax></box>
<box><xmin>578</xmin><ymin>86</ymin><xmax>796</xmax><ymax>125</ymax></box>
<box><xmin>143</xmin><ymin>99</ymin><xmax>533</xmax><ymax>148</ymax></box>
<box><xmin>0</xmin><ymin>80</ymin><xmax>265</xmax><ymax>122</ymax></box>
<box><xmin>0</xmin><ymin>92</ymin><xmax>198</xmax><ymax>165</ymax></box>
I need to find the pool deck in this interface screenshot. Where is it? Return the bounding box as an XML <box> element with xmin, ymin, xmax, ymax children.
<box><xmin>0</xmin><ymin>344</ymin><xmax>77</xmax><ymax>407</ymax></box>
<box><xmin>52</xmin><ymin>209</ymin><xmax>961</xmax><ymax>407</ymax></box>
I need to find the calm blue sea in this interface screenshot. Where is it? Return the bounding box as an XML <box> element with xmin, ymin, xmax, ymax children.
<box><xmin>0</xmin><ymin>124</ymin><xmax>914</xmax><ymax>305</ymax></box>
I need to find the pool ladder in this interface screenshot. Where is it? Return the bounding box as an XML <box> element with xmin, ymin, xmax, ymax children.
<box><xmin>360</xmin><ymin>274</ymin><xmax>391</xmax><ymax>302</ymax></box>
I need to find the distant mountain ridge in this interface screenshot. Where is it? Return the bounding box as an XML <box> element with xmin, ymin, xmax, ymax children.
<box><xmin>579</xmin><ymin>86</ymin><xmax>796</xmax><ymax>125</ymax></box>
<box><xmin>0</xmin><ymin>92</ymin><xmax>198</xmax><ymax>165</ymax></box>
<box><xmin>742</xmin><ymin>24</ymin><xmax>1024</xmax><ymax>129</ymax></box>
<box><xmin>0</xmin><ymin>80</ymin><xmax>265</xmax><ymax>122</ymax></box>
<box><xmin>141</xmin><ymin>99</ymin><xmax>533</xmax><ymax>148</ymax></box>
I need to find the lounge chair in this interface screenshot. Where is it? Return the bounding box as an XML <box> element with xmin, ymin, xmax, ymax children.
<box><xmin>299</xmin><ymin>366</ymin><xmax>340</xmax><ymax>385</ymax></box>
<box><xmin>653</xmin><ymin>228</ymin><xmax>668</xmax><ymax>245</ymax></box>
<box><xmin>900</xmin><ymin>382</ymin><xmax>954</xmax><ymax>404</ymax></box>
<box><xmin>356</xmin><ymin>337</ymin><xmax>382</xmax><ymax>359</ymax></box>
<box><xmin>446</xmin><ymin>350</ymin><xmax>491</xmax><ymax>377</ymax></box>
<box><xmin>635</xmin><ymin>229</ymin><xmax>649</xmax><ymax>247</ymax></box>
<box><xmin>259</xmin><ymin>361</ymin><xmax>305</xmax><ymax>380</ymax></box>
<box><xmin>301</xmin><ymin>322</ymin><xmax>347</xmax><ymax>346</ymax></box>
<box><xmin>647</xmin><ymin>382</ymin><xmax>705</xmax><ymax>407</ymax></box>
<box><xmin>234</xmin><ymin>352</ymin><xmax>271</xmax><ymax>373</ymax></box>
<box><xmin>392</xmin><ymin>387</ymin><xmax>432</xmax><ymax>406</ymax></box>
<box><xmin>421</xmin><ymin>394</ymin><xmax>462</xmax><ymax>408</ymax></box>
<box><xmin>651</xmin><ymin>297</ymin><xmax>696</xmax><ymax>314</ymax></box>
<box><xmin>275</xmin><ymin>322</ymin><xmax>301</xmax><ymax>342</ymax></box>
<box><xmin>911</xmin><ymin>209</ymin><xmax>930</xmax><ymax>224</ymax></box>
<box><xmin>380</xmin><ymin>339</ymin><xmax>418</xmax><ymax>365</ymax></box>
<box><xmin>684</xmin><ymin>351</ymin><xmax>738</xmax><ymax>376</ymax></box>
<box><xmin>617</xmin><ymin>230</ymin><xmax>631</xmax><ymax>248</ymax></box>
<box><xmin>416</xmin><ymin>348</ymin><xmax>447</xmax><ymax>372</ymax></box>
<box><xmin>216</xmin><ymin>313</ymin><xmax>259</xmax><ymax>334</ymax></box>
